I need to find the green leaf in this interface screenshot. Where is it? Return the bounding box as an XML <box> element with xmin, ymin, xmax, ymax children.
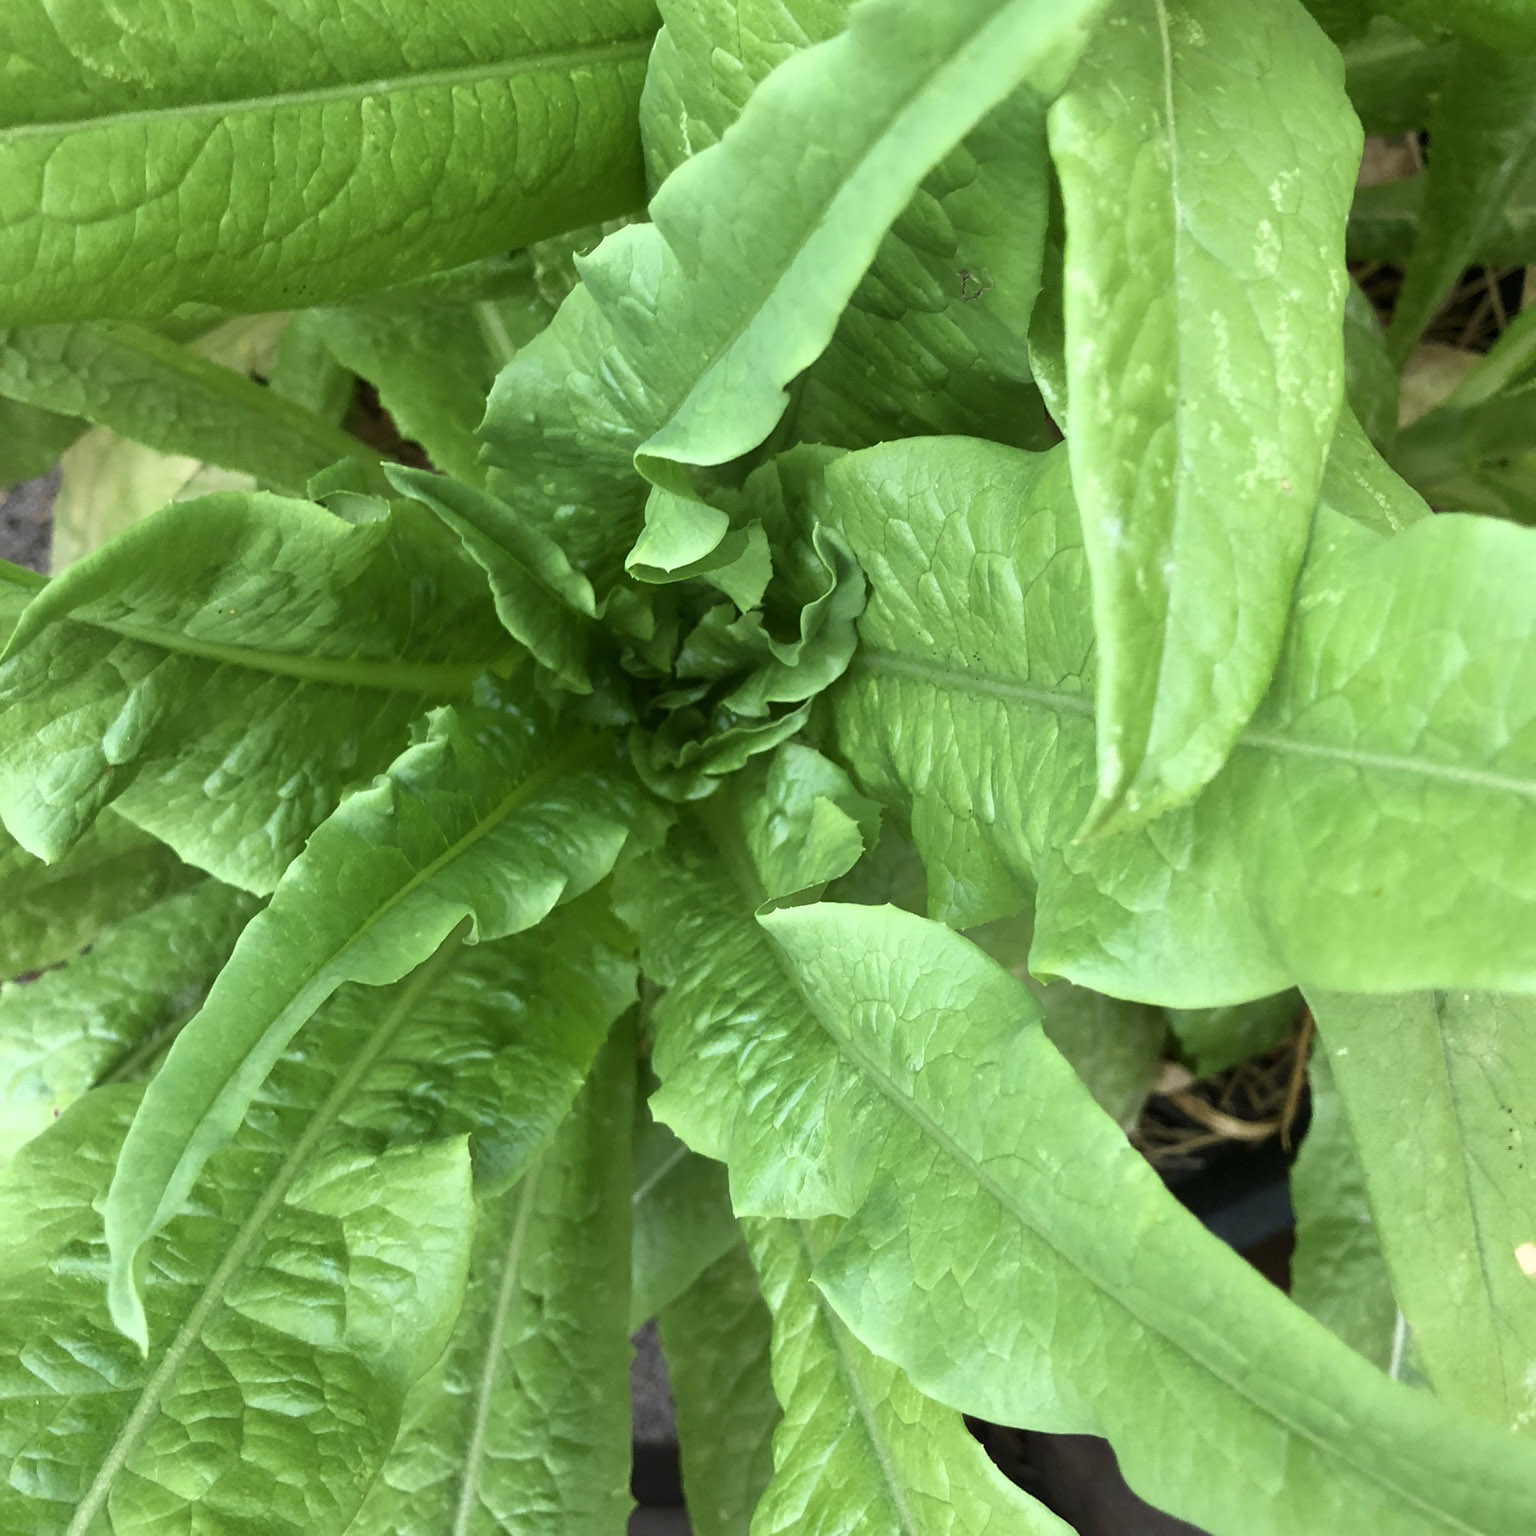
<box><xmin>643</xmin><ymin>1</ymin><xmax>1052</xmax><ymax>454</ymax></box>
<box><xmin>345</xmin><ymin>1021</ymin><xmax>636</xmax><ymax>1536</ymax></box>
<box><xmin>0</xmin><ymin>490</ymin><xmax>511</xmax><ymax>890</ymax></box>
<box><xmin>1342</xmin><ymin>17</ymin><xmax>1451</xmax><ymax>133</ymax></box>
<box><xmin>0</xmin><ymin>877</ymin><xmax>255</xmax><ymax>1164</ymax></box>
<box><xmin>0</xmin><ymin>395</ymin><xmax>82</xmax><ymax>490</ymax></box>
<box><xmin>1321</xmin><ymin>407</ymin><xmax>1431</xmax><ymax>533</ymax></box>
<box><xmin>1165</xmin><ymin>993</ymin><xmax>1300</xmax><ymax>1079</ymax></box>
<box><xmin>631</xmin><ymin>1111</ymin><xmax>737</xmax><ymax>1330</ymax></box>
<box><xmin>1306</xmin><ymin>990</ymin><xmax>1536</xmax><ymax>1434</ymax></box>
<box><xmin>744</xmin><ymin>1216</ymin><xmax>1071</xmax><ymax>1536</ymax></box>
<box><xmin>1376</xmin><ymin>0</ymin><xmax>1536</xmax><ymax>55</ymax></box>
<box><xmin>1048</xmin><ymin>0</ymin><xmax>1361</xmax><ymax>829</ymax></box>
<box><xmin>657</xmin><ymin>1241</ymin><xmax>780</xmax><ymax>1536</ymax></box>
<box><xmin>0</xmin><ymin>814</ymin><xmax>195</xmax><ymax>978</ymax></box>
<box><xmin>0</xmin><ymin>936</ymin><xmax>489</xmax><ymax>1534</ymax></box>
<box><xmin>0</xmin><ymin>322</ymin><xmax>381</xmax><ymax>494</ymax></box>
<box><xmin>481</xmin><ymin>0</ymin><xmax>1108</xmax><ymax>572</ymax></box>
<box><xmin>1387</xmin><ymin>45</ymin><xmax>1536</xmax><ymax>361</ymax></box>
<box><xmin>968</xmin><ymin>912</ymin><xmax>1167</xmax><ymax>1128</ymax></box>
<box><xmin>750</xmin><ymin>900</ymin><xmax>1536</xmax><ymax>1535</ymax></box>
<box><xmin>0</xmin><ymin>1</ymin><xmax>657</xmax><ymax>324</ymax></box>
<box><xmin>822</xmin><ymin>436</ymin><xmax>1536</xmax><ymax>1002</ymax></box>
<box><xmin>308</xmin><ymin>254</ymin><xmax>564</xmax><ymax>487</ymax></box>
<box><xmin>1344</xmin><ymin>280</ymin><xmax>1399</xmax><ymax>449</ymax></box>
<box><xmin>386</xmin><ymin>466</ymin><xmax>601</xmax><ymax>694</ymax></box>
<box><xmin>1349</xmin><ymin>162</ymin><xmax>1536</xmax><ymax>269</ymax></box>
<box><xmin>104</xmin><ymin>697</ymin><xmax>642</xmax><ymax>1349</ymax></box>
<box><xmin>1289</xmin><ymin>1049</ymin><xmax>1399</xmax><ymax>1373</ymax></box>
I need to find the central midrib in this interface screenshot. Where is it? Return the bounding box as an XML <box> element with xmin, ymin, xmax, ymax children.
<box><xmin>857</xmin><ymin>648</ymin><xmax>1536</xmax><ymax>803</ymax></box>
<box><xmin>0</xmin><ymin>37</ymin><xmax>656</xmax><ymax>141</ymax></box>
<box><xmin>85</xmin><ymin>612</ymin><xmax>509</xmax><ymax>695</ymax></box>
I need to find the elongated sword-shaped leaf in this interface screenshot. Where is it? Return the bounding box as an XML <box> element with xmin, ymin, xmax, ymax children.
<box><xmin>0</xmin><ymin>0</ymin><xmax>658</xmax><ymax>323</ymax></box>
<box><xmin>344</xmin><ymin>1022</ymin><xmax>636</xmax><ymax>1536</ymax></box>
<box><xmin>0</xmin><ymin>492</ymin><xmax>511</xmax><ymax>891</ymax></box>
<box><xmin>0</xmin><ymin>322</ymin><xmax>381</xmax><ymax>494</ymax></box>
<box><xmin>1387</xmin><ymin>44</ymin><xmax>1536</xmax><ymax>360</ymax></box>
<box><xmin>104</xmin><ymin>700</ymin><xmax>643</xmax><ymax>1348</ymax></box>
<box><xmin>751</xmin><ymin>902</ymin><xmax>1536</xmax><ymax>1535</ymax></box>
<box><xmin>1049</xmin><ymin>0</ymin><xmax>1360</xmax><ymax>829</ymax></box>
<box><xmin>744</xmin><ymin>1216</ymin><xmax>1071</xmax><ymax>1536</ymax></box>
<box><xmin>658</xmin><ymin>1241</ymin><xmax>780</xmax><ymax>1536</ymax></box>
<box><xmin>1306</xmin><ymin>990</ymin><xmax>1536</xmax><ymax>1433</ymax></box>
<box><xmin>1289</xmin><ymin>1049</ymin><xmax>1398</xmax><ymax>1373</ymax></box>
<box><xmin>822</xmin><ymin>436</ymin><xmax>1536</xmax><ymax>1003</ymax></box>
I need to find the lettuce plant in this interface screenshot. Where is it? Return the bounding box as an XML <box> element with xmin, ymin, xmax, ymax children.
<box><xmin>1</xmin><ymin>1</ymin><xmax>1535</xmax><ymax>1533</ymax></box>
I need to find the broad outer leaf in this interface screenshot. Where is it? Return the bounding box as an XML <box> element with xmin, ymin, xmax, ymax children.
<box><xmin>1289</xmin><ymin>1049</ymin><xmax>1398</xmax><ymax>1374</ymax></box>
<box><xmin>744</xmin><ymin>1216</ymin><xmax>1071</xmax><ymax>1536</ymax></box>
<box><xmin>345</xmin><ymin>1023</ymin><xmax>636</xmax><ymax>1536</ymax></box>
<box><xmin>0</xmin><ymin>814</ymin><xmax>194</xmax><ymax>978</ymax></box>
<box><xmin>104</xmin><ymin>699</ymin><xmax>642</xmax><ymax>1349</ymax></box>
<box><xmin>0</xmin><ymin>877</ymin><xmax>255</xmax><ymax>1163</ymax></box>
<box><xmin>658</xmin><ymin>1242</ymin><xmax>780</xmax><ymax>1536</ymax></box>
<box><xmin>0</xmin><ymin>322</ymin><xmax>379</xmax><ymax>494</ymax></box>
<box><xmin>0</xmin><ymin>1</ymin><xmax>657</xmax><ymax>323</ymax></box>
<box><xmin>1307</xmin><ymin>990</ymin><xmax>1536</xmax><ymax>1434</ymax></box>
<box><xmin>823</xmin><ymin>436</ymin><xmax>1536</xmax><ymax>1003</ymax></box>
<box><xmin>480</xmin><ymin>0</ymin><xmax>1107</xmax><ymax>572</ymax></box>
<box><xmin>0</xmin><ymin>491</ymin><xmax>510</xmax><ymax>891</ymax></box>
<box><xmin>750</xmin><ymin>902</ymin><xmax>1536</xmax><ymax>1535</ymax></box>
<box><xmin>1387</xmin><ymin>44</ymin><xmax>1536</xmax><ymax>360</ymax></box>
<box><xmin>631</xmin><ymin>1112</ymin><xmax>738</xmax><ymax>1330</ymax></box>
<box><xmin>0</xmin><ymin>938</ymin><xmax>490</xmax><ymax>1535</ymax></box>
<box><xmin>1049</xmin><ymin>0</ymin><xmax>1361</xmax><ymax>829</ymax></box>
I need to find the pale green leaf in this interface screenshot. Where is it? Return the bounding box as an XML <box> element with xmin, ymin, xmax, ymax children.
<box><xmin>0</xmin><ymin>491</ymin><xmax>510</xmax><ymax>891</ymax></box>
<box><xmin>822</xmin><ymin>436</ymin><xmax>1536</xmax><ymax>1002</ymax></box>
<box><xmin>0</xmin><ymin>322</ymin><xmax>380</xmax><ymax>494</ymax></box>
<box><xmin>1306</xmin><ymin>990</ymin><xmax>1536</xmax><ymax>1434</ymax></box>
<box><xmin>745</xmin><ymin>1216</ymin><xmax>1071</xmax><ymax>1536</ymax></box>
<box><xmin>0</xmin><ymin>1</ymin><xmax>657</xmax><ymax>323</ymax></box>
<box><xmin>0</xmin><ymin>877</ymin><xmax>255</xmax><ymax>1164</ymax></box>
<box><xmin>1289</xmin><ymin>1049</ymin><xmax>1399</xmax><ymax>1373</ymax></box>
<box><xmin>1343</xmin><ymin>280</ymin><xmax>1399</xmax><ymax>448</ymax></box>
<box><xmin>104</xmin><ymin>698</ymin><xmax>643</xmax><ymax>1349</ymax></box>
<box><xmin>481</xmin><ymin>0</ymin><xmax>1106</xmax><ymax>574</ymax></box>
<box><xmin>752</xmin><ymin>901</ymin><xmax>1536</xmax><ymax>1535</ymax></box>
<box><xmin>658</xmin><ymin>1241</ymin><xmax>779</xmax><ymax>1536</ymax></box>
<box><xmin>0</xmin><ymin>936</ymin><xmax>494</xmax><ymax>1534</ymax></box>
<box><xmin>1048</xmin><ymin>0</ymin><xmax>1361</xmax><ymax>828</ymax></box>
<box><xmin>1387</xmin><ymin>45</ymin><xmax>1536</xmax><ymax>360</ymax></box>
<box><xmin>51</xmin><ymin>426</ymin><xmax>256</xmax><ymax>572</ymax></box>
<box><xmin>631</xmin><ymin>1112</ymin><xmax>737</xmax><ymax>1330</ymax></box>
<box><xmin>345</xmin><ymin>1022</ymin><xmax>636</xmax><ymax>1536</ymax></box>
<box><xmin>0</xmin><ymin>814</ymin><xmax>194</xmax><ymax>978</ymax></box>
